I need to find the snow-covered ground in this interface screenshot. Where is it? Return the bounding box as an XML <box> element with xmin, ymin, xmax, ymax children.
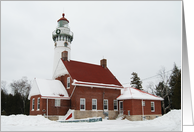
<box><xmin>1</xmin><ymin>110</ymin><xmax>181</xmax><ymax>131</ymax></box>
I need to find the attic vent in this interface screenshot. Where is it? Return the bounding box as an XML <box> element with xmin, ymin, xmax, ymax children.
<box><xmin>62</xmin><ymin>51</ymin><xmax>68</xmax><ymax>61</ymax></box>
<box><xmin>100</xmin><ymin>59</ymin><xmax>107</xmax><ymax>68</ymax></box>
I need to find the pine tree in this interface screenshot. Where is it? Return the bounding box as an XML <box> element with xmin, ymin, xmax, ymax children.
<box><xmin>130</xmin><ymin>72</ymin><xmax>143</xmax><ymax>90</ymax></box>
<box><xmin>169</xmin><ymin>64</ymin><xmax>181</xmax><ymax>109</ymax></box>
<box><xmin>155</xmin><ymin>81</ymin><xmax>171</xmax><ymax>114</ymax></box>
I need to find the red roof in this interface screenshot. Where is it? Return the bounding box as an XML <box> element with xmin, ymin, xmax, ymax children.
<box><xmin>57</xmin><ymin>13</ymin><xmax>69</xmax><ymax>23</ymax></box>
<box><xmin>61</xmin><ymin>59</ymin><xmax>122</xmax><ymax>87</ymax></box>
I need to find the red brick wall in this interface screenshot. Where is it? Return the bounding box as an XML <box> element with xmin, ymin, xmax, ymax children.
<box><xmin>56</xmin><ymin>74</ymin><xmax>74</xmax><ymax>97</ymax></box>
<box><xmin>71</xmin><ymin>86</ymin><xmax>121</xmax><ymax>111</ymax></box>
<box><xmin>119</xmin><ymin>99</ymin><xmax>162</xmax><ymax>116</ymax></box>
<box><xmin>29</xmin><ymin>95</ymin><xmax>70</xmax><ymax>116</ymax></box>
<box><xmin>56</xmin><ymin>74</ymin><xmax>121</xmax><ymax>111</ymax></box>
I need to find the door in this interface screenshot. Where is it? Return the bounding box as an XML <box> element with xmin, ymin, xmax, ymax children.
<box><xmin>119</xmin><ymin>101</ymin><xmax>123</xmax><ymax>115</ymax></box>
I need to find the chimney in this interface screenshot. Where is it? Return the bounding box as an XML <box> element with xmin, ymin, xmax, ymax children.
<box><xmin>100</xmin><ymin>59</ymin><xmax>107</xmax><ymax>68</ymax></box>
<box><xmin>62</xmin><ymin>51</ymin><xmax>68</xmax><ymax>61</ymax></box>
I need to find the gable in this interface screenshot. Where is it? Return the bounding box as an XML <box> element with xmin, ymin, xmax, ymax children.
<box><xmin>28</xmin><ymin>79</ymin><xmax>41</xmax><ymax>100</ymax></box>
<box><xmin>117</xmin><ymin>87</ymin><xmax>163</xmax><ymax>100</ymax></box>
<box><xmin>61</xmin><ymin>59</ymin><xmax>122</xmax><ymax>86</ymax></box>
<box><xmin>53</xmin><ymin>59</ymin><xmax>69</xmax><ymax>79</ymax></box>
<box><xmin>28</xmin><ymin>78</ymin><xmax>70</xmax><ymax>100</ymax></box>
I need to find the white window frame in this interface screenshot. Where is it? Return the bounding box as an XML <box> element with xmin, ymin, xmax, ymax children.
<box><xmin>103</xmin><ymin>99</ymin><xmax>108</xmax><ymax>111</ymax></box>
<box><xmin>151</xmin><ymin>102</ymin><xmax>155</xmax><ymax>112</ymax></box>
<box><xmin>142</xmin><ymin>101</ymin><xmax>145</xmax><ymax>106</ymax></box>
<box><xmin>67</xmin><ymin>77</ymin><xmax>70</xmax><ymax>89</ymax></box>
<box><xmin>37</xmin><ymin>97</ymin><xmax>40</xmax><ymax>111</ymax></box>
<box><xmin>80</xmin><ymin>98</ymin><xmax>85</xmax><ymax>111</ymax></box>
<box><xmin>55</xmin><ymin>99</ymin><xmax>61</xmax><ymax>107</ymax></box>
<box><xmin>113</xmin><ymin>100</ymin><xmax>118</xmax><ymax>111</ymax></box>
<box><xmin>119</xmin><ymin>101</ymin><xmax>123</xmax><ymax>115</ymax></box>
<box><xmin>92</xmin><ymin>99</ymin><xmax>97</xmax><ymax>110</ymax></box>
<box><xmin>32</xmin><ymin>98</ymin><xmax>35</xmax><ymax>111</ymax></box>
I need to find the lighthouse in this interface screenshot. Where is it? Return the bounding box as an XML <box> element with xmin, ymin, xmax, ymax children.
<box><xmin>52</xmin><ymin>13</ymin><xmax>73</xmax><ymax>76</ymax></box>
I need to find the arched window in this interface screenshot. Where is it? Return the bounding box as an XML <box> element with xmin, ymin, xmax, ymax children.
<box><xmin>64</xmin><ymin>42</ymin><xmax>68</xmax><ymax>47</ymax></box>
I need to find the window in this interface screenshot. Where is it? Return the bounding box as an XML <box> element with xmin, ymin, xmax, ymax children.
<box><xmin>67</xmin><ymin>77</ymin><xmax>70</xmax><ymax>89</ymax></box>
<box><xmin>37</xmin><ymin>97</ymin><xmax>40</xmax><ymax>110</ymax></box>
<box><xmin>92</xmin><ymin>99</ymin><xmax>97</xmax><ymax>110</ymax></box>
<box><xmin>32</xmin><ymin>98</ymin><xmax>35</xmax><ymax>110</ymax></box>
<box><xmin>142</xmin><ymin>101</ymin><xmax>145</xmax><ymax>106</ymax></box>
<box><xmin>80</xmin><ymin>98</ymin><xmax>85</xmax><ymax>110</ymax></box>
<box><xmin>119</xmin><ymin>101</ymin><xmax>123</xmax><ymax>114</ymax></box>
<box><xmin>64</xmin><ymin>42</ymin><xmax>68</xmax><ymax>47</ymax></box>
<box><xmin>113</xmin><ymin>100</ymin><xmax>118</xmax><ymax>111</ymax></box>
<box><xmin>128</xmin><ymin>110</ymin><xmax>130</xmax><ymax>116</ymax></box>
<box><xmin>104</xmin><ymin>99</ymin><xmax>108</xmax><ymax>111</ymax></box>
<box><xmin>55</xmin><ymin>99</ymin><xmax>61</xmax><ymax>107</ymax></box>
<box><xmin>151</xmin><ymin>102</ymin><xmax>155</xmax><ymax>112</ymax></box>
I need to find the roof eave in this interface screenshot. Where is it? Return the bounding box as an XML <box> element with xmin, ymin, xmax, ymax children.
<box><xmin>72</xmin><ymin>81</ymin><xmax>123</xmax><ymax>89</ymax></box>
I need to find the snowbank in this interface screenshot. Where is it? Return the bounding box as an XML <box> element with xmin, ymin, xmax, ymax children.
<box><xmin>1</xmin><ymin>110</ymin><xmax>181</xmax><ymax>131</ymax></box>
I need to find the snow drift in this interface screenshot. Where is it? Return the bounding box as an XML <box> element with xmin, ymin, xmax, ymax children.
<box><xmin>1</xmin><ymin>110</ymin><xmax>181</xmax><ymax>131</ymax></box>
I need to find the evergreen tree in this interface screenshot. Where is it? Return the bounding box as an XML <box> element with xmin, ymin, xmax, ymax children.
<box><xmin>130</xmin><ymin>72</ymin><xmax>143</xmax><ymax>90</ymax></box>
<box><xmin>169</xmin><ymin>64</ymin><xmax>181</xmax><ymax>109</ymax></box>
<box><xmin>155</xmin><ymin>81</ymin><xmax>171</xmax><ymax>114</ymax></box>
<box><xmin>1</xmin><ymin>77</ymin><xmax>31</xmax><ymax>115</ymax></box>
<box><xmin>1</xmin><ymin>89</ymin><xmax>7</xmax><ymax>115</ymax></box>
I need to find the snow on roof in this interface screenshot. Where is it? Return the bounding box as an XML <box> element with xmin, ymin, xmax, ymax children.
<box><xmin>28</xmin><ymin>78</ymin><xmax>69</xmax><ymax>100</ymax></box>
<box><xmin>117</xmin><ymin>87</ymin><xmax>163</xmax><ymax>101</ymax></box>
<box><xmin>53</xmin><ymin>59</ymin><xmax>69</xmax><ymax>79</ymax></box>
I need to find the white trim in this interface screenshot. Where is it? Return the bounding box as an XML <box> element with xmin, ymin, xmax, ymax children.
<box><xmin>67</xmin><ymin>77</ymin><xmax>70</xmax><ymax>89</ymax></box>
<box><xmin>142</xmin><ymin>99</ymin><xmax>144</xmax><ymax>120</ymax></box>
<box><xmin>72</xmin><ymin>81</ymin><xmax>123</xmax><ymax>89</ymax></box>
<box><xmin>37</xmin><ymin>97</ymin><xmax>40</xmax><ymax>111</ymax></box>
<box><xmin>113</xmin><ymin>100</ymin><xmax>118</xmax><ymax>111</ymax></box>
<box><xmin>55</xmin><ymin>99</ymin><xmax>61</xmax><ymax>107</ymax></box>
<box><xmin>47</xmin><ymin>98</ymin><xmax>48</xmax><ymax>118</ymax></box>
<box><xmin>41</xmin><ymin>96</ymin><xmax>70</xmax><ymax>100</ymax></box>
<box><xmin>70</xmin><ymin>85</ymin><xmax>76</xmax><ymax>98</ymax></box>
<box><xmin>119</xmin><ymin>101</ymin><xmax>123</xmax><ymax>115</ymax></box>
<box><xmin>151</xmin><ymin>101</ymin><xmax>155</xmax><ymax>112</ymax></box>
<box><xmin>103</xmin><ymin>99</ymin><xmax>108</xmax><ymax>111</ymax></box>
<box><xmin>80</xmin><ymin>98</ymin><xmax>85</xmax><ymax>111</ymax></box>
<box><xmin>142</xmin><ymin>100</ymin><xmax>145</xmax><ymax>106</ymax></box>
<box><xmin>32</xmin><ymin>98</ymin><xmax>35</xmax><ymax>111</ymax></box>
<box><xmin>92</xmin><ymin>99</ymin><xmax>97</xmax><ymax>110</ymax></box>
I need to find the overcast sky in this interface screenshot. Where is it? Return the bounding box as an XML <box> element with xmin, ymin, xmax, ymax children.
<box><xmin>1</xmin><ymin>1</ymin><xmax>181</xmax><ymax>92</ymax></box>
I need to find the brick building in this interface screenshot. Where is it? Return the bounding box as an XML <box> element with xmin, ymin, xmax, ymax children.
<box><xmin>28</xmin><ymin>13</ymin><xmax>163</xmax><ymax>121</ymax></box>
<box><xmin>117</xmin><ymin>87</ymin><xmax>163</xmax><ymax>121</ymax></box>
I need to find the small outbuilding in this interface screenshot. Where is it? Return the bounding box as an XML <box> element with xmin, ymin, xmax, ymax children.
<box><xmin>117</xmin><ymin>87</ymin><xmax>163</xmax><ymax>121</ymax></box>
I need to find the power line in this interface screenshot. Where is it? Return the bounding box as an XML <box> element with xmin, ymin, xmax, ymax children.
<box><xmin>122</xmin><ymin>66</ymin><xmax>181</xmax><ymax>85</ymax></box>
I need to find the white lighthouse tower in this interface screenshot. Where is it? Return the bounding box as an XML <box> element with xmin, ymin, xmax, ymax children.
<box><xmin>52</xmin><ymin>13</ymin><xmax>73</xmax><ymax>77</ymax></box>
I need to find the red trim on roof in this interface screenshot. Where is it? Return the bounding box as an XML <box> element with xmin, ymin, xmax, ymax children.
<box><xmin>61</xmin><ymin>59</ymin><xmax>123</xmax><ymax>87</ymax></box>
<box><xmin>130</xmin><ymin>87</ymin><xmax>163</xmax><ymax>99</ymax></box>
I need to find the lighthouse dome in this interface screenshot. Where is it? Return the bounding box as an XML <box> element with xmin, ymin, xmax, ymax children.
<box><xmin>57</xmin><ymin>13</ymin><xmax>69</xmax><ymax>27</ymax></box>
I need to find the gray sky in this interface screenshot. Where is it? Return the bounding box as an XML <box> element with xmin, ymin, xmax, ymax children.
<box><xmin>1</xmin><ymin>1</ymin><xmax>181</xmax><ymax>92</ymax></box>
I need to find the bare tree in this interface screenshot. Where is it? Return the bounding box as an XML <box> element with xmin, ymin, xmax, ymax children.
<box><xmin>146</xmin><ymin>81</ymin><xmax>156</xmax><ymax>95</ymax></box>
<box><xmin>10</xmin><ymin>77</ymin><xmax>31</xmax><ymax>114</ymax></box>
<box><xmin>157</xmin><ymin>67</ymin><xmax>171</xmax><ymax>114</ymax></box>
<box><xmin>1</xmin><ymin>80</ymin><xmax>8</xmax><ymax>94</ymax></box>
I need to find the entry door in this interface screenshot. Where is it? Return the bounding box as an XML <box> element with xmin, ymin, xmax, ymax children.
<box><xmin>119</xmin><ymin>101</ymin><xmax>123</xmax><ymax>115</ymax></box>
